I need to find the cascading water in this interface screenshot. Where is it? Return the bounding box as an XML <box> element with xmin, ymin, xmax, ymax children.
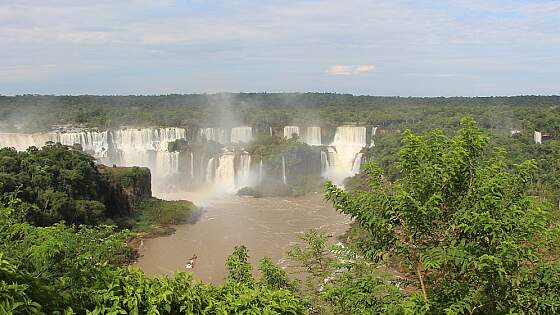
<box><xmin>1</xmin><ymin>124</ymin><xmax>370</xmax><ymax>193</ymax></box>
<box><xmin>0</xmin><ymin>133</ymin><xmax>51</xmax><ymax>151</ymax></box>
<box><xmin>201</xmin><ymin>128</ymin><xmax>228</xmax><ymax>144</ymax></box>
<box><xmin>320</xmin><ymin>151</ymin><xmax>329</xmax><ymax>174</ymax></box>
<box><xmin>306</xmin><ymin>127</ymin><xmax>322</xmax><ymax>145</ymax></box>
<box><xmin>351</xmin><ymin>153</ymin><xmax>363</xmax><ymax>173</ymax></box>
<box><xmin>236</xmin><ymin>153</ymin><xmax>252</xmax><ymax>188</ymax></box>
<box><xmin>259</xmin><ymin>159</ymin><xmax>264</xmax><ymax>182</ymax></box>
<box><xmin>55</xmin><ymin>131</ymin><xmax>109</xmax><ymax>158</ymax></box>
<box><xmin>369</xmin><ymin>126</ymin><xmax>378</xmax><ymax>147</ymax></box>
<box><xmin>281</xmin><ymin>156</ymin><xmax>287</xmax><ymax>185</ymax></box>
<box><xmin>325</xmin><ymin>126</ymin><xmax>367</xmax><ymax>183</ymax></box>
<box><xmin>283</xmin><ymin>126</ymin><xmax>300</xmax><ymax>139</ymax></box>
<box><xmin>156</xmin><ymin>151</ymin><xmax>180</xmax><ymax>176</ymax></box>
<box><xmin>206</xmin><ymin>158</ymin><xmax>216</xmax><ymax>183</ymax></box>
<box><xmin>230</xmin><ymin>126</ymin><xmax>253</xmax><ymax>143</ymax></box>
<box><xmin>534</xmin><ymin>131</ymin><xmax>542</xmax><ymax>144</ymax></box>
<box><xmin>214</xmin><ymin>152</ymin><xmax>236</xmax><ymax>192</ymax></box>
<box><xmin>111</xmin><ymin>127</ymin><xmax>186</xmax><ymax>172</ymax></box>
<box><xmin>190</xmin><ymin>152</ymin><xmax>195</xmax><ymax>177</ymax></box>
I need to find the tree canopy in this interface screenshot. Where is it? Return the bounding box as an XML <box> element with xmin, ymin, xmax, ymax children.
<box><xmin>325</xmin><ymin>118</ymin><xmax>560</xmax><ymax>314</ymax></box>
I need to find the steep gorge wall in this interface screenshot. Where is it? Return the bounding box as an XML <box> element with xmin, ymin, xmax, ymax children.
<box><xmin>99</xmin><ymin>165</ymin><xmax>152</xmax><ymax>212</ymax></box>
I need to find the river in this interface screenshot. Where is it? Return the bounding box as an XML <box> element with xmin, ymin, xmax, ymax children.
<box><xmin>135</xmin><ymin>192</ymin><xmax>351</xmax><ymax>283</ymax></box>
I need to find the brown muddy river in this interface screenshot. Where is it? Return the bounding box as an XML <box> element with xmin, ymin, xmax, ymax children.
<box><xmin>135</xmin><ymin>192</ymin><xmax>351</xmax><ymax>283</ymax></box>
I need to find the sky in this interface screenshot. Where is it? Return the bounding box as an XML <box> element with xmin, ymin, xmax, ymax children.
<box><xmin>0</xmin><ymin>0</ymin><xmax>559</xmax><ymax>96</ymax></box>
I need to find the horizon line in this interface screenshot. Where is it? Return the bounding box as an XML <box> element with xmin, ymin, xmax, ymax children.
<box><xmin>1</xmin><ymin>92</ymin><xmax>559</xmax><ymax>98</ymax></box>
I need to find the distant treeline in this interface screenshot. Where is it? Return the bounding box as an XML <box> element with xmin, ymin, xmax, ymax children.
<box><xmin>1</xmin><ymin>93</ymin><xmax>559</xmax><ymax>136</ymax></box>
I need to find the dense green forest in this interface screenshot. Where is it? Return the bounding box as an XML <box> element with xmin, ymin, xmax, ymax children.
<box><xmin>1</xmin><ymin>94</ymin><xmax>559</xmax><ymax>138</ymax></box>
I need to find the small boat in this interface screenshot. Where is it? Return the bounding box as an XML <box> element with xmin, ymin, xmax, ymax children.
<box><xmin>185</xmin><ymin>254</ymin><xmax>198</xmax><ymax>269</ymax></box>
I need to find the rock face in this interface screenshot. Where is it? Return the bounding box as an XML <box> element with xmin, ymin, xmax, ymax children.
<box><xmin>99</xmin><ymin>165</ymin><xmax>152</xmax><ymax>211</ymax></box>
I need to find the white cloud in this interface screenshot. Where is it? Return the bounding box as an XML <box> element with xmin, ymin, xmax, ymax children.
<box><xmin>327</xmin><ymin>65</ymin><xmax>375</xmax><ymax>75</ymax></box>
<box><xmin>354</xmin><ymin>65</ymin><xmax>376</xmax><ymax>73</ymax></box>
<box><xmin>327</xmin><ymin>65</ymin><xmax>353</xmax><ymax>75</ymax></box>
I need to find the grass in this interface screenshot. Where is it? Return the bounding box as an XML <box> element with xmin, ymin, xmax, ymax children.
<box><xmin>132</xmin><ymin>198</ymin><xmax>199</xmax><ymax>236</ymax></box>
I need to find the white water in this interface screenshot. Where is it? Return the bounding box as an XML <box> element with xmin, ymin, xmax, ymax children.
<box><xmin>214</xmin><ymin>153</ymin><xmax>236</xmax><ymax>192</ymax></box>
<box><xmin>0</xmin><ymin>133</ymin><xmax>51</xmax><ymax>151</ymax></box>
<box><xmin>321</xmin><ymin>151</ymin><xmax>329</xmax><ymax>174</ymax></box>
<box><xmin>306</xmin><ymin>126</ymin><xmax>322</xmax><ymax>146</ymax></box>
<box><xmin>156</xmin><ymin>151</ymin><xmax>180</xmax><ymax>176</ymax></box>
<box><xmin>206</xmin><ymin>157</ymin><xmax>216</xmax><ymax>183</ymax></box>
<box><xmin>236</xmin><ymin>153</ymin><xmax>252</xmax><ymax>188</ymax></box>
<box><xmin>113</xmin><ymin>128</ymin><xmax>185</xmax><ymax>152</ymax></box>
<box><xmin>283</xmin><ymin>126</ymin><xmax>300</xmax><ymax>139</ymax></box>
<box><xmin>370</xmin><ymin>126</ymin><xmax>378</xmax><ymax>147</ymax></box>
<box><xmin>351</xmin><ymin>153</ymin><xmax>363</xmax><ymax>173</ymax></box>
<box><xmin>55</xmin><ymin>131</ymin><xmax>109</xmax><ymax>158</ymax></box>
<box><xmin>201</xmin><ymin>128</ymin><xmax>228</xmax><ymax>144</ymax></box>
<box><xmin>230</xmin><ymin>126</ymin><xmax>253</xmax><ymax>143</ymax></box>
<box><xmin>0</xmin><ymin>127</ymin><xmax>187</xmax><ymax>193</ymax></box>
<box><xmin>0</xmin><ymin>124</ymin><xmax>369</xmax><ymax>193</ymax></box>
<box><xmin>190</xmin><ymin>152</ymin><xmax>195</xmax><ymax>177</ymax></box>
<box><xmin>110</xmin><ymin>128</ymin><xmax>187</xmax><ymax>191</ymax></box>
<box><xmin>281</xmin><ymin>155</ymin><xmax>287</xmax><ymax>185</ymax></box>
<box><xmin>534</xmin><ymin>131</ymin><xmax>542</xmax><ymax>144</ymax></box>
<box><xmin>325</xmin><ymin>126</ymin><xmax>367</xmax><ymax>183</ymax></box>
<box><xmin>259</xmin><ymin>159</ymin><xmax>264</xmax><ymax>182</ymax></box>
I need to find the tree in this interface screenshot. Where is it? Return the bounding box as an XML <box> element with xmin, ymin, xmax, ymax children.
<box><xmin>326</xmin><ymin>118</ymin><xmax>560</xmax><ymax>314</ymax></box>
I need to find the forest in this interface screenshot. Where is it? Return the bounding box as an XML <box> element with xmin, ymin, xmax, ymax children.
<box><xmin>1</xmin><ymin>94</ymin><xmax>560</xmax><ymax>314</ymax></box>
<box><xmin>1</xmin><ymin>94</ymin><xmax>559</xmax><ymax>138</ymax></box>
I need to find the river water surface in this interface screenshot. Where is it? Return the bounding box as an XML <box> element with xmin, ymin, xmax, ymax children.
<box><xmin>136</xmin><ymin>192</ymin><xmax>351</xmax><ymax>283</ymax></box>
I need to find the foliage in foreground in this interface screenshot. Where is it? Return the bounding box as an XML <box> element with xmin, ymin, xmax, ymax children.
<box><xmin>0</xmin><ymin>200</ymin><xmax>305</xmax><ymax>314</ymax></box>
<box><xmin>325</xmin><ymin>118</ymin><xmax>560</xmax><ymax>314</ymax></box>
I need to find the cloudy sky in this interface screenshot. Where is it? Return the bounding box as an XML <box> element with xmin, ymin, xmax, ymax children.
<box><xmin>1</xmin><ymin>0</ymin><xmax>559</xmax><ymax>96</ymax></box>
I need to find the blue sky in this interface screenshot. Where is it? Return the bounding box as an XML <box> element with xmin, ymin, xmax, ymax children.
<box><xmin>0</xmin><ymin>0</ymin><xmax>559</xmax><ymax>96</ymax></box>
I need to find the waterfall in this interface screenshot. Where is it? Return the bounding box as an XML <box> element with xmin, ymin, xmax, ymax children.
<box><xmin>201</xmin><ymin>127</ymin><xmax>228</xmax><ymax>144</ymax></box>
<box><xmin>283</xmin><ymin>126</ymin><xmax>300</xmax><ymax>139</ymax></box>
<box><xmin>281</xmin><ymin>156</ymin><xmax>287</xmax><ymax>185</ymax></box>
<box><xmin>0</xmin><ymin>133</ymin><xmax>51</xmax><ymax>151</ymax></box>
<box><xmin>306</xmin><ymin>127</ymin><xmax>322</xmax><ymax>145</ymax></box>
<box><xmin>320</xmin><ymin>151</ymin><xmax>329</xmax><ymax>174</ymax></box>
<box><xmin>351</xmin><ymin>153</ymin><xmax>363</xmax><ymax>173</ymax></box>
<box><xmin>206</xmin><ymin>157</ymin><xmax>216</xmax><ymax>183</ymax></box>
<box><xmin>534</xmin><ymin>131</ymin><xmax>542</xmax><ymax>144</ymax></box>
<box><xmin>259</xmin><ymin>159</ymin><xmax>264</xmax><ymax>182</ymax></box>
<box><xmin>190</xmin><ymin>152</ymin><xmax>195</xmax><ymax>177</ymax></box>
<box><xmin>214</xmin><ymin>152</ymin><xmax>236</xmax><ymax>192</ymax></box>
<box><xmin>112</xmin><ymin>127</ymin><xmax>185</xmax><ymax>152</ymax></box>
<box><xmin>325</xmin><ymin>126</ymin><xmax>367</xmax><ymax>183</ymax></box>
<box><xmin>156</xmin><ymin>151</ymin><xmax>179</xmax><ymax>176</ymax></box>
<box><xmin>0</xmin><ymin>127</ymin><xmax>189</xmax><ymax>194</ymax></box>
<box><xmin>370</xmin><ymin>126</ymin><xmax>378</xmax><ymax>147</ymax></box>
<box><xmin>230</xmin><ymin>126</ymin><xmax>253</xmax><ymax>143</ymax></box>
<box><xmin>236</xmin><ymin>153</ymin><xmax>252</xmax><ymax>188</ymax></box>
<box><xmin>55</xmin><ymin>131</ymin><xmax>109</xmax><ymax>158</ymax></box>
<box><xmin>269</xmin><ymin>127</ymin><xmax>273</xmax><ymax>136</ymax></box>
